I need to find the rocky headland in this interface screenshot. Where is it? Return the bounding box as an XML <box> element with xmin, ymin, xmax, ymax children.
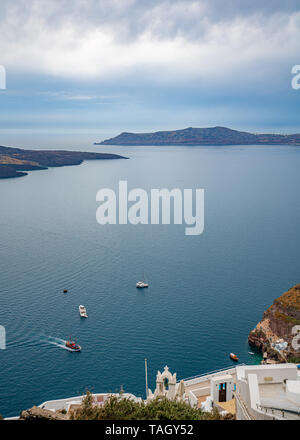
<box><xmin>96</xmin><ymin>126</ymin><xmax>300</xmax><ymax>146</ymax></box>
<box><xmin>0</xmin><ymin>145</ymin><xmax>127</xmax><ymax>179</ymax></box>
<box><xmin>248</xmin><ymin>283</ymin><xmax>300</xmax><ymax>364</ymax></box>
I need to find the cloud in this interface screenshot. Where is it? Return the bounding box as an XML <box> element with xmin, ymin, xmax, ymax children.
<box><xmin>0</xmin><ymin>0</ymin><xmax>299</xmax><ymax>91</ymax></box>
<box><xmin>39</xmin><ymin>91</ymin><xmax>116</xmax><ymax>101</ymax></box>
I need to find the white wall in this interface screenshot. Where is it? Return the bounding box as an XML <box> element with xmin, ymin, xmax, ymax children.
<box><xmin>244</xmin><ymin>364</ymin><xmax>297</xmax><ymax>384</ymax></box>
<box><xmin>191</xmin><ymin>386</ymin><xmax>210</xmax><ymax>398</ymax></box>
<box><xmin>286</xmin><ymin>381</ymin><xmax>300</xmax><ymax>405</ymax></box>
<box><xmin>236</xmin><ymin>365</ymin><xmax>299</xmax><ymax>420</ymax></box>
<box><xmin>188</xmin><ymin>390</ymin><xmax>198</xmax><ymax>408</ymax></box>
<box><xmin>183</xmin><ymin>367</ymin><xmax>237</xmax><ymax>387</ymax></box>
<box><xmin>211</xmin><ymin>375</ymin><xmax>233</xmax><ymax>402</ymax></box>
<box><xmin>248</xmin><ymin>374</ymin><xmax>260</xmax><ymax>412</ymax></box>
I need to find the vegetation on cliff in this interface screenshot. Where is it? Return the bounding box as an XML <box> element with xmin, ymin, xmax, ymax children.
<box><xmin>265</xmin><ymin>284</ymin><xmax>300</xmax><ymax>330</ymax></box>
<box><xmin>274</xmin><ymin>284</ymin><xmax>300</xmax><ymax>312</ymax></box>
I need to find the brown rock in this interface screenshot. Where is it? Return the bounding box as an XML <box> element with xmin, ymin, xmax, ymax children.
<box><xmin>248</xmin><ymin>329</ymin><xmax>267</xmax><ymax>351</ymax></box>
<box><xmin>20</xmin><ymin>406</ymin><xmax>69</xmax><ymax>421</ymax></box>
<box><xmin>248</xmin><ymin>282</ymin><xmax>300</xmax><ymax>362</ymax></box>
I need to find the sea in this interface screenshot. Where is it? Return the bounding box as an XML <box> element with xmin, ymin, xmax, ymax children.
<box><xmin>0</xmin><ymin>142</ymin><xmax>300</xmax><ymax>417</ymax></box>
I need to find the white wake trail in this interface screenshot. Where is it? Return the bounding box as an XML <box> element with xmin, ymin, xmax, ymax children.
<box><xmin>46</xmin><ymin>336</ymin><xmax>74</xmax><ymax>351</ymax></box>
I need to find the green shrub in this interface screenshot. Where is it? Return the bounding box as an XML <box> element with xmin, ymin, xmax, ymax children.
<box><xmin>71</xmin><ymin>392</ymin><xmax>223</xmax><ymax>421</ymax></box>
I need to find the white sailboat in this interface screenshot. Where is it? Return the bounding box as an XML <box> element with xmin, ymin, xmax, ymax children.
<box><xmin>136</xmin><ymin>272</ymin><xmax>149</xmax><ymax>288</ymax></box>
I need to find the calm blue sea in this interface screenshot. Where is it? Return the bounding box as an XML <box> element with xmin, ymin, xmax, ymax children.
<box><xmin>0</xmin><ymin>144</ymin><xmax>300</xmax><ymax>417</ymax></box>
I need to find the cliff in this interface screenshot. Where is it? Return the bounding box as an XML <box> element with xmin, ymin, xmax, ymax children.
<box><xmin>248</xmin><ymin>283</ymin><xmax>300</xmax><ymax>363</ymax></box>
<box><xmin>96</xmin><ymin>126</ymin><xmax>300</xmax><ymax>146</ymax></box>
<box><xmin>0</xmin><ymin>145</ymin><xmax>127</xmax><ymax>179</ymax></box>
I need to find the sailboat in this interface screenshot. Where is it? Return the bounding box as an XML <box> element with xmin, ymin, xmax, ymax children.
<box><xmin>136</xmin><ymin>272</ymin><xmax>149</xmax><ymax>288</ymax></box>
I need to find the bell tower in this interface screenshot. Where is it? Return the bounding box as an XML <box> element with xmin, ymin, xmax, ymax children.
<box><xmin>147</xmin><ymin>366</ymin><xmax>185</xmax><ymax>401</ymax></box>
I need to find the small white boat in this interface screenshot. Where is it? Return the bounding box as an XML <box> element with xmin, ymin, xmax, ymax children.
<box><xmin>79</xmin><ymin>305</ymin><xmax>88</xmax><ymax>318</ymax></box>
<box><xmin>136</xmin><ymin>272</ymin><xmax>149</xmax><ymax>288</ymax></box>
<box><xmin>248</xmin><ymin>351</ymin><xmax>255</xmax><ymax>355</ymax></box>
<box><xmin>136</xmin><ymin>281</ymin><xmax>149</xmax><ymax>288</ymax></box>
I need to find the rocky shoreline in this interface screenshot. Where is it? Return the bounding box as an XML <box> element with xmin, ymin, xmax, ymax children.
<box><xmin>0</xmin><ymin>145</ymin><xmax>127</xmax><ymax>179</ymax></box>
<box><xmin>248</xmin><ymin>283</ymin><xmax>300</xmax><ymax>364</ymax></box>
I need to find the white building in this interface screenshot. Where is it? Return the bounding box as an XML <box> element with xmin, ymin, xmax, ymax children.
<box><xmin>182</xmin><ymin>366</ymin><xmax>238</xmax><ymax>413</ymax></box>
<box><xmin>210</xmin><ymin>374</ymin><xmax>234</xmax><ymax>403</ymax></box>
<box><xmin>38</xmin><ymin>392</ymin><xmax>142</xmax><ymax>414</ymax></box>
<box><xmin>147</xmin><ymin>366</ymin><xmax>185</xmax><ymax>402</ymax></box>
<box><xmin>235</xmin><ymin>364</ymin><xmax>300</xmax><ymax>420</ymax></box>
<box><xmin>6</xmin><ymin>363</ymin><xmax>300</xmax><ymax>420</ymax></box>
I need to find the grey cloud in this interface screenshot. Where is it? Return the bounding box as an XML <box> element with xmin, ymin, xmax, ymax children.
<box><xmin>0</xmin><ymin>0</ymin><xmax>299</xmax><ymax>90</ymax></box>
<box><xmin>1</xmin><ymin>0</ymin><xmax>299</xmax><ymax>43</ymax></box>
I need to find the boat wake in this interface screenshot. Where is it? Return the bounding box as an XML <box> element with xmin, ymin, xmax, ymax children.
<box><xmin>5</xmin><ymin>331</ymin><xmax>43</xmax><ymax>349</ymax></box>
<box><xmin>46</xmin><ymin>336</ymin><xmax>75</xmax><ymax>352</ymax></box>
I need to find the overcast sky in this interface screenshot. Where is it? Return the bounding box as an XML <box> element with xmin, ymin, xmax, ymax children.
<box><xmin>0</xmin><ymin>0</ymin><xmax>299</xmax><ymax>147</ymax></box>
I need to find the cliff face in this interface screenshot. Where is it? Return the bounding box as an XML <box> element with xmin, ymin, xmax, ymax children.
<box><xmin>248</xmin><ymin>283</ymin><xmax>300</xmax><ymax>363</ymax></box>
<box><xmin>248</xmin><ymin>328</ymin><xmax>268</xmax><ymax>352</ymax></box>
<box><xmin>263</xmin><ymin>284</ymin><xmax>300</xmax><ymax>339</ymax></box>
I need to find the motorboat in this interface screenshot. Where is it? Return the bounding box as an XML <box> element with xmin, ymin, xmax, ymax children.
<box><xmin>229</xmin><ymin>353</ymin><xmax>239</xmax><ymax>362</ymax></box>
<box><xmin>66</xmin><ymin>339</ymin><xmax>81</xmax><ymax>352</ymax></box>
<box><xmin>79</xmin><ymin>305</ymin><xmax>88</xmax><ymax>318</ymax></box>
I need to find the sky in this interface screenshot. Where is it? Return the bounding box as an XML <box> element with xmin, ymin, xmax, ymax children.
<box><xmin>0</xmin><ymin>0</ymin><xmax>299</xmax><ymax>148</ymax></box>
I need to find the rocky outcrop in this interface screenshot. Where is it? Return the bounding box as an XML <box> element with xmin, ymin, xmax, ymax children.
<box><xmin>248</xmin><ymin>328</ymin><xmax>268</xmax><ymax>351</ymax></box>
<box><xmin>20</xmin><ymin>406</ymin><xmax>69</xmax><ymax>420</ymax></box>
<box><xmin>248</xmin><ymin>283</ymin><xmax>300</xmax><ymax>363</ymax></box>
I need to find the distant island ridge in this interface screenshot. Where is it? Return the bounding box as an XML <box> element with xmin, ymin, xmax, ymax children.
<box><xmin>96</xmin><ymin>126</ymin><xmax>300</xmax><ymax>146</ymax></box>
<box><xmin>0</xmin><ymin>145</ymin><xmax>126</xmax><ymax>179</ymax></box>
